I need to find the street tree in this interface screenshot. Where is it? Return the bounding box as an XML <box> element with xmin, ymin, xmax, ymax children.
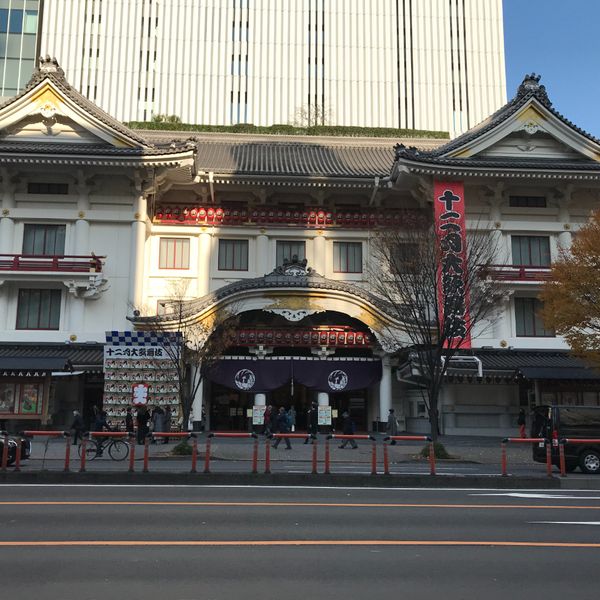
<box><xmin>540</xmin><ymin>210</ymin><xmax>600</xmax><ymax>368</ymax></box>
<box><xmin>369</xmin><ymin>213</ymin><xmax>501</xmax><ymax>441</ymax></box>
<box><xmin>292</xmin><ymin>103</ymin><xmax>332</xmax><ymax>127</ymax></box>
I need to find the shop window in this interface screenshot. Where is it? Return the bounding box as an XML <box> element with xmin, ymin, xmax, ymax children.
<box><xmin>22</xmin><ymin>224</ymin><xmax>66</xmax><ymax>255</ymax></box>
<box><xmin>276</xmin><ymin>240</ymin><xmax>305</xmax><ymax>267</ymax></box>
<box><xmin>0</xmin><ymin>382</ymin><xmax>43</xmax><ymax>415</ymax></box>
<box><xmin>515</xmin><ymin>297</ymin><xmax>554</xmax><ymax>337</ymax></box>
<box><xmin>16</xmin><ymin>289</ymin><xmax>61</xmax><ymax>330</ymax></box>
<box><xmin>159</xmin><ymin>237</ymin><xmax>190</xmax><ymax>270</ymax></box>
<box><xmin>27</xmin><ymin>182</ymin><xmax>69</xmax><ymax>194</ymax></box>
<box><xmin>511</xmin><ymin>236</ymin><xmax>551</xmax><ymax>267</ymax></box>
<box><xmin>509</xmin><ymin>195</ymin><xmax>547</xmax><ymax>208</ymax></box>
<box><xmin>333</xmin><ymin>241</ymin><xmax>362</xmax><ymax>273</ymax></box>
<box><xmin>218</xmin><ymin>239</ymin><xmax>248</xmax><ymax>271</ymax></box>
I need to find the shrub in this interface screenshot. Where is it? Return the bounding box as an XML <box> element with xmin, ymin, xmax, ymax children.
<box><xmin>172</xmin><ymin>439</ymin><xmax>193</xmax><ymax>455</ymax></box>
<box><xmin>420</xmin><ymin>442</ymin><xmax>451</xmax><ymax>459</ymax></box>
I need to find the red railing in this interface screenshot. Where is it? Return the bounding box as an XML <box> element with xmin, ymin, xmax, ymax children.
<box><xmin>0</xmin><ymin>254</ymin><xmax>104</xmax><ymax>273</ymax></box>
<box><xmin>483</xmin><ymin>264</ymin><xmax>552</xmax><ymax>282</ymax></box>
<box><xmin>502</xmin><ymin>437</ymin><xmax>552</xmax><ymax>477</ymax></box>
<box><xmin>384</xmin><ymin>435</ymin><xmax>435</xmax><ymax>476</ymax></box>
<box><xmin>326</xmin><ymin>434</ymin><xmax>377</xmax><ymax>475</ymax></box>
<box><xmin>558</xmin><ymin>438</ymin><xmax>600</xmax><ymax>477</ymax></box>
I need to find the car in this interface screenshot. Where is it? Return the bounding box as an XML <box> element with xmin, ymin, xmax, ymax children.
<box><xmin>0</xmin><ymin>435</ymin><xmax>31</xmax><ymax>466</ymax></box>
<box><xmin>531</xmin><ymin>405</ymin><xmax>600</xmax><ymax>474</ymax></box>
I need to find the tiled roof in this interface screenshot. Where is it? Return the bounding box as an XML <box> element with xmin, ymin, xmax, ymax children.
<box><xmin>0</xmin><ymin>141</ymin><xmax>193</xmax><ymax>157</ymax></box>
<box><xmin>0</xmin><ymin>343</ymin><xmax>103</xmax><ymax>369</ymax></box>
<box><xmin>192</xmin><ymin>140</ymin><xmax>395</xmax><ymax>178</ymax></box>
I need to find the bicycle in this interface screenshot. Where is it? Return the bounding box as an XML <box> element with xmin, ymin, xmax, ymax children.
<box><xmin>77</xmin><ymin>436</ymin><xmax>130</xmax><ymax>461</ymax></box>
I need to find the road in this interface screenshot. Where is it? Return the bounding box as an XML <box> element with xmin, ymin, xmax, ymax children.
<box><xmin>1</xmin><ymin>484</ymin><xmax>600</xmax><ymax>599</ymax></box>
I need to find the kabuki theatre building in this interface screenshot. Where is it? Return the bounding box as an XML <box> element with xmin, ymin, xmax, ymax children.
<box><xmin>1</xmin><ymin>59</ymin><xmax>600</xmax><ymax>435</ymax></box>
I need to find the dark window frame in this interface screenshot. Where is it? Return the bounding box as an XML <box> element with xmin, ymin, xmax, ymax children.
<box><xmin>27</xmin><ymin>182</ymin><xmax>69</xmax><ymax>195</ymax></box>
<box><xmin>158</xmin><ymin>237</ymin><xmax>190</xmax><ymax>270</ymax></box>
<box><xmin>16</xmin><ymin>288</ymin><xmax>62</xmax><ymax>330</ymax></box>
<box><xmin>218</xmin><ymin>239</ymin><xmax>249</xmax><ymax>271</ymax></box>
<box><xmin>333</xmin><ymin>241</ymin><xmax>363</xmax><ymax>273</ymax></box>
<box><xmin>22</xmin><ymin>224</ymin><xmax>66</xmax><ymax>256</ymax></box>
<box><xmin>509</xmin><ymin>195</ymin><xmax>547</xmax><ymax>208</ymax></box>
<box><xmin>511</xmin><ymin>235</ymin><xmax>551</xmax><ymax>267</ymax></box>
<box><xmin>514</xmin><ymin>297</ymin><xmax>554</xmax><ymax>338</ymax></box>
<box><xmin>276</xmin><ymin>240</ymin><xmax>306</xmax><ymax>267</ymax></box>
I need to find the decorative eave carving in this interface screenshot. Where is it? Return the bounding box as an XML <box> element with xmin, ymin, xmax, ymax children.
<box><xmin>64</xmin><ymin>274</ymin><xmax>109</xmax><ymax>300</ymax></box>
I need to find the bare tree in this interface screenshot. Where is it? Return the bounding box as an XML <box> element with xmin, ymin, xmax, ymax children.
<box><xmin>292</xmin><ymin>103</ymin><xmax>332</xmax><ymax>127</ymax></box>
<box><xmin>132</xmin><ymin>281</ymin><xmax>238</xmax><ymax>430</ymax></box>
<box><xmin>368</xmin><ymin>215</ymin><xmax>502</xmax><ymax>441</ymax></box>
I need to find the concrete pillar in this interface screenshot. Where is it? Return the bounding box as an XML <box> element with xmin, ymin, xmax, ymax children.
<box><xmin>312</xmin><ymin>232</ymin><xmax>326</xmax><ymax>274</ymax></box>
<box><xmin>378</xmin><ymin>357</ymin><xmax>392</xmax><ymax>423</ymax></box>
<box><xmin>128</xmin><ymin>194</ymin><xmax>147</xmax><ymax>311</ymax></box>
<box><xmin>558</xmin><ymin>230</ymin><xmax>572</xmax><ymax>250</ymax></box>
<box><xmin>256</xmin><ymin>232</ymin><xmax>268</xmax><ymax>275</ymax></box>
<box><xmin>0</xmin><ymin>217</ymin><xmax>14</xmax><ymax>253</ymax></box>
<box><xmin>197</xmin><ymin>231</ymin><xmax>212</xmax><ymax>296</ymax></box>
<box><xmin>73</xmin><ymin>219</ymin><xmax>90</xmax><ymax>255</ymax></box>
<box><xmin>317</xmin><ymin>392</ymin><xmax>329</xmax><ymax>406</ymax></box>
<box><xmin>0</xmin><ymin>288</ymin><xmax>8</xmax><ymax>330</ymax></box>
<box><xmin>0</xmin><ymin>174</ymin><xmax>16</xmax><ymax>253</ymax></box>
<box><xmin>66</xmin><ymin>292</ymin><xmax>85</xmax><ymax>333</ymax></box>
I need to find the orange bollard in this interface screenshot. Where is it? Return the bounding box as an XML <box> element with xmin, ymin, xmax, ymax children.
<box><xmin>311</xmin><ymin>437</ymin><xmax>318</xmax><ymax>474</ymax></box>
<box><xmin>251</xmin><ymin>436</ymin><xmax>258</xmax><ymax>474</ymax></box>
<box><xmin>143</xmin><ymin>436</ymin><xmax>150</xmax><ymax>473</ymax></box>
<box><xmin>191</xmin><ymin>435</ymin><xmax>198</xmax><ymax>473</ymax></box>
<box><xmin>264</xmin><ymin>439</ymin><xmax>271</xmax><ymax>474</ymax></box>
<box><xmin>545</xmin><ymin>440</ymin><xmax>553</xmax><ymax>478</ymax></box>
<box><xmin>14</xmin><ymin>438</ymin><xmax>22</xmax><ymax>472</ymax></box>
<box><xmin>559</xmin><ymin>442</ymin><xmax>566</xmax><ymax>477</ymax></box>
<box><xmin>128</xmin><ymin>435</ymin><xmax>136</xmax><ymax>473</ymax></box>
<box><xmin>64</xmin><ymin>433</ymin><xmax>71</xmax><ymax>472</ymax></box>
<box><xmin>79</xmin><ymin>436</ymin><xmax>87</xmax><ymax>472</ymax></box>
<box><xmin>1</xmin><ymin>432</ymin><xmax>8</xmax><ymax>471</ymax></box>
<box><xmin>371</xmin><ymin>439</ymin><xmax>377</xmax><ymax>475</ymax></box>
<box><xmin>429</xmin><ymin>441</ymin><xmax>436</xmax><ymax>476</ymax></box>
<box><xmin>501</xmin><ymin>440</ymin><xmax>507</xmax><ymax>476</ymax></box>
<box><xmin>324</xmin><ymin>438</ymin><xmax>330</xmax><ymax>474</ymax></box>
<box><xmin>383</xmin><ymin>442</ymin><xmax>389</xmax><ymax>475</ymax></box>
<box><xmin>204</xmin><ymin>436</ymin><xmax>212</xmax><ymax>473</ymax></box>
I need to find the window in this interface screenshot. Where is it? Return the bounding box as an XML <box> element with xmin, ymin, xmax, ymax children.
<box><xmin>16</xmin><ymin>289</ymin><xmax>61</xmax><ymax>330</ymax></box>
<box><xmin>333</xmin><ymin>242</ymin><xmax>362</xmax><ymax>273</ymax></box>
<box><xmin>515</xmin><ymin>298</ymin><xmax>554</xmax><ymax>337</ymax></box>
<box><xmin>276</xmin><ymin>241</ymin><xmax>305</xmax><ymax>267</ymax></box>
<box><xmin>27</xmin><ymin>182</ymin><xmax>69</xmax><ymax>194</ymax></box>
<box><xmin>218</xmin><ymin>239</ymin><xmax>248</xmax><ymax>271</ymax></box>
<box><xmin>0</xmin><ymin>382</ymin><xmax>43</xmax><ymax>416</ymax></box>
<box><xmin>23</xmin><ymin>224</ymin><xmax>65</xmax><ymax>255</ymax></box>
<box><xmin>159</xmin><ymin>238</ymin><xmax>190</xmax><ymax>270</ymax></box>
<box><xmin>511</xmin><ymin>236</ymin><xmax>551</xmax><ymax>267</ymax></box>
<box><xmin>509</xmin><ymin>195</ymin><xmax>546</xmax><ymax>208</ymax></box>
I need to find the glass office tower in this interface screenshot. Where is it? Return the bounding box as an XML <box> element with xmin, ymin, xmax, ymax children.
<box><xmin>0</xmin><ymin>0</ymin><xmax>41</xmax><ymax>98</ymax></box>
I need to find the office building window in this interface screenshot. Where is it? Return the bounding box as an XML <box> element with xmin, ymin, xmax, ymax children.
<box><xmin>22</xmin><ymin>224</ymin><xmax>66</xmax><ymax>255</ymax></box>
<box><xmin>159</xmin><ymin>238</ymin><xmax>190</xmax><ymax>269</ymax></box>
<box><xmin>218</xmin><ymin>239</ymin><xmax>248</xmax><ymax>271</ymax></box>
<box><xmin>515</xmin><ymin>298</ymin><xmax>554</xmax><ymax>337</ymax></box>
<box><xmin>509</xmin><ymin>196</ymin><xmax>547</xmax><ymax>208</ymax></box>
<box><xmin>333</xmin><ymin>242</ymin><xmax>362</xmax><ymax>273</ymax></box>
<box><xmin>511</xmin><ymin>236</ymin><xmax>551</xmax><ymax>267</ymax></box>
<box><xmin>276</xmin><ymin>241</ymin><xmax>305</xmax><ymax>267</ymax></box>
<box><xmin>16</xmin><ymin>289</ymin><xmax>61</xmax><ymax>330</ymax></box>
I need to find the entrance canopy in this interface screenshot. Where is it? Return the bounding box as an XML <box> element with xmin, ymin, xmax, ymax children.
<box><xmin>208</xmin><ymin>356</ymin><xmax>382</xmax><ymax>393</ymax></box>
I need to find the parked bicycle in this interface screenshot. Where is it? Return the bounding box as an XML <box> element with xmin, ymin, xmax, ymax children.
<box><xmin>77</xmin><ymin>436</ymin><xmax>129</xmax><ymax>461</ymax></box>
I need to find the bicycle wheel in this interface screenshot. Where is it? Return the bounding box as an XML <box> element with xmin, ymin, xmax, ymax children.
<box><xmin>108</xmin><ymin>439</ymin><xmax>129</xmax><ymax>461</ymax></box>
<box><xmin>78</xmin><ymin>440</ymin><xmax>99</xmax><ymax>461</ymax></box>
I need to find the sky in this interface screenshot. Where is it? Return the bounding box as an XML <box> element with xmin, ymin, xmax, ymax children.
<box><xmin>503</xmin><ymin>0</ymin><xmax>600</xmax><ymax>138</ymax></box>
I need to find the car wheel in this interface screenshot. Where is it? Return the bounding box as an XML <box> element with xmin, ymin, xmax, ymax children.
<box><xmin>579</xmin><ymin>450</ymin><xmax>600</xmax><ymax>474</ymax></box>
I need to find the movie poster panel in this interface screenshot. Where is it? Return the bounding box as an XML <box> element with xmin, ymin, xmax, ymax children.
<box><xmin>433</xmin><ymin>181</ymin><xmax>471</xmax><ymax>348</ymax></box>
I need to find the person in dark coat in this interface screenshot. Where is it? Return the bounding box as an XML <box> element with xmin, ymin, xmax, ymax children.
<box><xmin>518</xmin><ymin>408</ymin><xmax>526</xmax><ymax>438</ymax></box>
<box><xmin>338</xmin><ymin>411</ymin><xmax>357</xmax><ymax>449</ymax></box>
<box><xmin>70</xmin><ymin>410</ymin><xmax>85</xmax><ymax>445</ymax></box>
<box><xmin>263</xmin><ymin>405</ymin><xmax>273</xmax><ymax>436</ymax></box>
<box><xmin>386</xmin><ymin>408</ymin><xmax>399</xmax><ymax>444</ymax></box>
<box><xmin>94</xmin><ymin>410</ymin><xmax>111</xmax><ymax>432</ymax></box>
<box><xmin>125</xmin><ymin>407</ymin><xmax>134</xmax><ymax>434</ymax></box>
<box><xmin>163</xmin><ymin>406</ymin><xmax>172</xmax><ymax>443</ymax></box>
<box><xmin>272</xmin><ymin>407</ymin><xmax>292</xmax><ymax>449</ymax></box>
<box><xmin>304</xmin><ymin>401</ymin><xmax>318</xmax><ymax>444</ymax></box>
<box><xmin>136</xmin><ymin>406</ymin><xmax>150</xmax><ymax>445</ymax></box>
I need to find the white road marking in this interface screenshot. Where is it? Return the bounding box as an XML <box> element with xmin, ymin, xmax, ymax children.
<box><xmin>530</xmin><ymin>521</ymin><xmax>600</xmax><ymax>525</ymax></box>
<box><xmin>473</xmin><ymin>492</ymin><xmax>600</xmax><ymax>500</ymax></box>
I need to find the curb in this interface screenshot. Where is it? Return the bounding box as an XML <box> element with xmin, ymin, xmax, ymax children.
<box><xmin>0</xmin><ymin>471</ymin><xmax>562</xmax><ymax>488</ymax></box>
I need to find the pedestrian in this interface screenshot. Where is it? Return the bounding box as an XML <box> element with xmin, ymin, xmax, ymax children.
<box><xmin>288</xmin><ymin>406</ymin><xmax>296</xmax><ymax>432</ymax></box>
<box><xmin>272</xmin><ymin>406</ymin><xmax>292</xmax><ymax>449</ymax></box>
<box><xmin>70</xmin><ymin>410</ymin><xmax>85</xmax><ymax>445</ymax></box>
<box><xmin>338</xmin><ymin>411</ymin><xmax>358</xmax><ymax>448</ymax></box>
<box><xmin>304</xmin><ymin>401</ymin><xmax>318</xmax><ymax>444</ymax></box>
<box><xmin>125</xmin><ymin>407</ymin><xmax>134</xmax><ymax>434</ymax></box>
<box><xmin>94</xmin><ymin>409</ymin><xmax>112</xmax><ymax>432</ymax></box>
<box><xmin>163</xmin><ymin>406</ymin><xmax>172</xmax><ymax>444</ymax></box>
<box><xmin>263</xmin><ymin>405</ymin><xmax>273</xmax><ymax>436</ymax></box>
<box><xmin>386</xmin><ymin>408</ymin><xmax>399</xmax><ymax>444</ymax></box>
<box><xmin>136</xmin><ymin>406</ymin><xmax>150</xmax><ymax>445</ymax></box>
<box><xmin>151</xmin><ymin>406</ymin><xmax>165</xmax><ymax>443</ymax></box>
<box><xmin>518</xmin><ymin>408</ymin><xmax>527</xmax><ymax>438</ymax></box>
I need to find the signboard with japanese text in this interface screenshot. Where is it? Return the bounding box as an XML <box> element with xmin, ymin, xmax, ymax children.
<box><xmin>433</xmin><ymin>181</ymin><xmax>471</xmax><ymax>348</ymax></box>
<box><xmin>318</xmin><ymin>406</ymin><xmax>332</xmax><ymax>426</ymax></box>
<box><xmin>103</xmin><ymin>332</ymin><xmax>180</xmax><ymax>425</ymax></box>
<box><xmin>252</xmin><ymin>406</ymin><xmax>266</xmax><ymax>425</ymax></box>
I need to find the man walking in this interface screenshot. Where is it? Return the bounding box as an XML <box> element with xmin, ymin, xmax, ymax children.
<box><xmin>70</xmin><ymin>410</ymin><xmax>85</xmax><ymax>445</ymax></box>
<box><xmin>304</xmin><ymin>401</ymin><xmax>318</xmax><ymax>444</ymax></box>
<box><xmin>386</xmin><ymin>408</ymin><xmax>399</xmax><ymax>445</ymax></box>
<box><xmin>272</xmin><ymin>407</ymin><xmax>292</xmax><ymax>449</ymax></box>
<box><xmin>338</xmin><ymin>411</ymin><xmax>357</xmax><ymax>449</ymax></box>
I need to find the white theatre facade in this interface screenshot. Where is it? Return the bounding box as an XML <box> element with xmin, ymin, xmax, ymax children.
<box><xmin>1</xmin><ymin>61</ymin><xmax>600</xmax><ymax>435</ymax></box>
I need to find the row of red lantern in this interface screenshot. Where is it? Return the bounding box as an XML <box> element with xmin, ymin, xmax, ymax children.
<box><xmin>234</xmin><ymin>329</ymin><xmax>372</xmax><ymax>347</ymax></box>
<box><xmin>154</xmin><ymin>206</ymin><xmax>423</xmax><ymax>228</ymax></box>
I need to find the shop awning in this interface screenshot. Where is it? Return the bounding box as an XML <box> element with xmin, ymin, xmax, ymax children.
<box><xmin>518</xmin><ymin>366</ymin><xmax>600</xmax><ymax>381</ymax></box>
<box><xmin>0</xmin><ymin>357</ymin><xmax>69</xmax><ymax>375</ymax></box>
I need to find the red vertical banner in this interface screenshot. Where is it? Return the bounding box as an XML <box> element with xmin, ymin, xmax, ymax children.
<box><xmin>433</xmin><ymin>181</ymin><xmax>471</xmax><ymax>348</ymax></box>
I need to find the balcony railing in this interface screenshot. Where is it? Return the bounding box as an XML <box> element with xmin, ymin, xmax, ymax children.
<box><xmin>0</xmin><ymin>254</ymin><xmax>104</xmax><ymax>273</ymax></box>
<box><xmin>482</xmin><ymin>264</ymin><xmax>552</xmax><ymax>282</ymax></box>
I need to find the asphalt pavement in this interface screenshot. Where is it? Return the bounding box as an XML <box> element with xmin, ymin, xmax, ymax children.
<box><xmin>1</xmin><ymin>484</ymin><xmax>600</xmax><ymax>599</ymax></box>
